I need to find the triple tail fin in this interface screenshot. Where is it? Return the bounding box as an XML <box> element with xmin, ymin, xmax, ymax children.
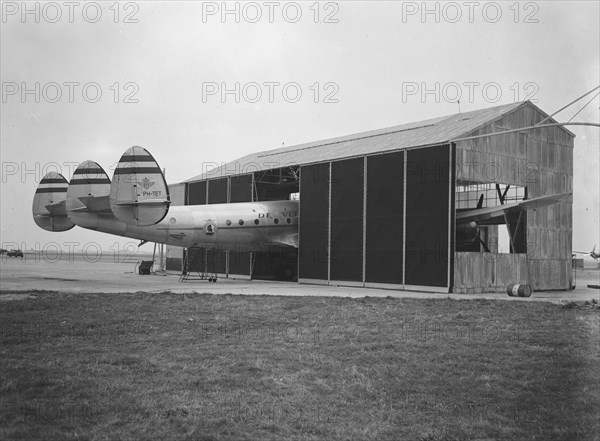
<box><xmin>32</xmin><ymin>172</ymin><xmax>75</xmax><ymax>231</ymax></box>
<box><xmin>109</xmin><ymin>146</ymin><xmax>170</xmax><ymax>226</ymax></box>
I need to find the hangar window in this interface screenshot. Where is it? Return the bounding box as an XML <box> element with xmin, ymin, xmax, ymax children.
<box><xmin>253</xmin><ymin>166</ymin><xmax>299</xmax><ymax>201</ymax></box>
<box><xmin>456</xmin><ymin>182</ymin><xmax>525</xmax><ymax>209</ymax></box>
<box><xmin>455</xmin><ymin>182</ymin><xmax>527</xmax><ymax>254</ymax></box>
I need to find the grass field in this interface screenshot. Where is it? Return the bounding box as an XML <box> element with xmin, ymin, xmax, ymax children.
<box><xmin>1</xmin><ymin>291</ymin><xmax>598</xmax><ymax>441</ymax></box>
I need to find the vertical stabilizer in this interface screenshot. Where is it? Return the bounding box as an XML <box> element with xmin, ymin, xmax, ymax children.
<box><xmin>32</xmin><ymin>172</ymin><xmax>75</xmax><ymax>231</ymax></box>
<box><xmin>109</xmin><ymin>146</ymin><xmax>170</xmax><ymax>226</ymax></box>
<box><xmin>66</xmin><ymin>160</ymin><xmax>112</xmax><ymax>213</ymax></box>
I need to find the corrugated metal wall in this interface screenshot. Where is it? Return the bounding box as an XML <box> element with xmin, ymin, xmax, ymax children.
<box><xmin>454</xmin><ymin>102</ymin><xmax>574</xmax><ymax>292</ymax></box>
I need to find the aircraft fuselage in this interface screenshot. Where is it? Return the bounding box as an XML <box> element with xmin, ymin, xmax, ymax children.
<box><xmin>68</xmin><ymin>200</ymin><xmax>299</xmax><ymax>250</ymax></box>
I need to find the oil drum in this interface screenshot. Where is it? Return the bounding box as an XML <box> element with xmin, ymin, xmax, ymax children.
<box><xmin>507</xmin><ymin>283</ymin><xmax>533</xmax><ymax>297</ymax></box>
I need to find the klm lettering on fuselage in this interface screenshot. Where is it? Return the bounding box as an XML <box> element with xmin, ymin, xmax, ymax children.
<box><xmin>257</xmin><ymin>211</ymin><xmax>297</xmax><ymax>219</ymax></box>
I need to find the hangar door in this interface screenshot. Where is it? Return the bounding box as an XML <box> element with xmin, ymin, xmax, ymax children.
<box><xmin>207</xmin><ymin>178</ymin><xmax>228</xmax><ymax>204</ymax></box>
<box><xmin>228</xmin><ymin>174</ymin><xmax>253</xmax><ymax>276</ymax></box>
<box><xmin>405</xmin><ymin>144</ymin><xmax>453</xmax><ymax>290</ymax></box>
<box><xmin>183</xmin><ymin>176</ymin><xmax>250</xmax><ymax>277</ymax></box>
<box><xmin>230</xmin><ymin>174</ymin><xmax>253</xmax><ymax>203</ymax></box>
<box><xmin>366</xmin><ymin>151</ymin><xmax>404</xmax><ymax>285</ymax></box>
<box><xmin>296</xmin><ymin>145</ymin><xmax>454</xmax><ymax>292</ymax></box>
<box><xmin>187</xmin><ymin>181</ymin><xmax>206</xmax><ymax>205</ymax></box>
<box><xmin>298</xmin><ymin>163</ymin><xmax>330</xmax><ymax>282</ymax></box>
<box><xmin>330</xmin><ymin>158</ymin><xmax>364</xmax><ymax>282</ymax></box>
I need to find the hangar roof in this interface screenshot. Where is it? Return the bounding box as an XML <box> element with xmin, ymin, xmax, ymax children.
<box><xmin>186</xmin><ymin>101</ymin><xmax>571</xmax><ymax>182</ymax></box>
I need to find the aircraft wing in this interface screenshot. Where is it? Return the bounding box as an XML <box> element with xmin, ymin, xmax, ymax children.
<box><xmin>456</xmin><ymin>192</ymin><xmax>572</xmax><ymax>225</ymax></box>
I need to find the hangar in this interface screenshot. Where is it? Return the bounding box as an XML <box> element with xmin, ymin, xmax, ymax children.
<box><xmin>165</xmin><ymin>101</ymin><xmax>574</xmax><ymax>293</ymax></box>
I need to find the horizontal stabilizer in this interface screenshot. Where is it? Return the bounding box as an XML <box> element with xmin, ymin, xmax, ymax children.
<box><xmin>45</xmin><ymin>200</ymin><xmax>68</xmax><ymax>216</ymax></box>
<box><xmin>112</xmin><ymin>199</ymin><xmax>170</xmax><ymax>207</ymax></box>
<box><xmin>32</xmin><ymin>172</ymin><xmax>75</xmax><ymax>232</ymax></box>
<box><xmin>77</xmin><ymin>195</ymin><xmax>112</xmax><ymax>213</ymax></box>
<box><xmin>110</xmin><ymin>146</ymin><xmax>170</xmax><ymax>226</ymax></box>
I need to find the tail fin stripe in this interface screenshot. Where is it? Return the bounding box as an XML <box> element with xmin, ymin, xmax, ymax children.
<box><xmin>119</xmin><ymin>155</ymin><xmax>156</xmax><ymax>162</ymax></box>
<box><xmin>36</xmin><ymin>187</ymin><xmax>68</xmax><ymax>193</ymax></box>
<box><xmin>73</xmin><ymin>168</ymin><xmax>103</xmax><ymax>175</ymax></box>
<box><xmin>69</xmin><ymin>178</ymin><xmax>111</xmax><ymax>185</ymax></box>
<box><xmin>40</xmin><ymin>177</ymin><xmax>68</xmax><ymax>184</ymax></box>
<box><xmin>113</xmin><ymin>167</ymin><xmax>163</xmax><ymax>175</ymax></box>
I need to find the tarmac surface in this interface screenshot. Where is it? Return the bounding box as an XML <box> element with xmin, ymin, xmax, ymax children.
<box><xmin>1</xmin><ymin>252</ymin><xmax>599</xmax><ymax>304</ymax></box>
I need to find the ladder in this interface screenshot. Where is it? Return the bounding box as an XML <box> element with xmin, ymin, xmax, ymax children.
<box><xmin>179</xmin><ymin>248</ymin><xmax>218</xmax><ymax>282</ymax></box>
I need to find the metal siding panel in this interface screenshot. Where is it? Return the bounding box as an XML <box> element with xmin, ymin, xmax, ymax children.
<box><xmin>230</xmin><ymin>174</ymin><xmax>253</xmax><ymax>203</ymax></box>
<box><xmin>365</xmin><ymin>151</ymin><xmax>404</xmax><ymax>284</ymax></box>
<box><xmin>207</xmin><ymin>178</ymin><xmax>228</xmax><ymax>204</ymax></box>
<box><xmin>187</xmin><ymin>181</ymin><xmax>206</xmax><ymax>205</ymax></box>
<box><xmin>330</xmin><ymin>158</ymin><xmax>364</xmax><ymax>282</ymax></box>
<box><xmin>405</xmin><ymin>145</ymin><xmax>450</xmax><ymax>288</ymax></box>
<box><xmin>298</xmin><ymin>163</ymin><xmax>330</xmax><ymax>281</ymax></box>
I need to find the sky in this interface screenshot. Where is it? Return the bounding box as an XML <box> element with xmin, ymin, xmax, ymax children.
<box><xmin>1</xmin><ymin>1</ymin><xmax>599</xmax><ymax>262</ymax></box>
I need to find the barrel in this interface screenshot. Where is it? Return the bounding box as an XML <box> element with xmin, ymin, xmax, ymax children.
<box><xmin>507</xmin><ymin>284</ymin><xmax>533</xmax><ymax>297</ymax></box>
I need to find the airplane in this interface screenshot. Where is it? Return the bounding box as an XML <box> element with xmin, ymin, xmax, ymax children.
<box><xmin>32</xmin><ymin>147</ymin><xmax>299</xmax><ymax>255</ymax></box>
<box><xmin>32</xmin><ymin>146</ymin><xmax>572</xmax><ymax>277</ymax></box>
<box><xmin>573</xmin><ymin>245</ymin><xmax>600</xmax><ymax>261</ymax></box>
